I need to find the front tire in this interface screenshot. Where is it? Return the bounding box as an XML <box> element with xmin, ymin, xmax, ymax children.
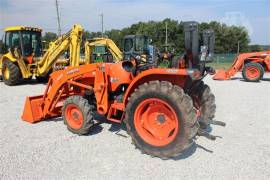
<box><xmin>62</xmin><ymin>96</ymin><xmax>95</xmax><ymax>135</ymax></box>
<box><xmin>125</xmin><ymin>81</ymin><xmax>199</xmax><ymax>159</ymax></box>
<box><xmin>2</xmin><ymin>60</ymin><xmax>21</xmax><ymax>86</ymax></box>
<box><xmin>242</xmin><ymin>63</ymin><xmax>264</xmax><ymax>82</ymax></box>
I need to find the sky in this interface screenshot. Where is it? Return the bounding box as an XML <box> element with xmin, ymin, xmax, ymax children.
<box><xmin>0</xmin><ymin>0</ymin><xmax>269</xmax><ymax>45</ymax></box>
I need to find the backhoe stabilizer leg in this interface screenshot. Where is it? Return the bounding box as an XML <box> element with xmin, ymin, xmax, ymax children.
<box><xmin>210</xmin><ymin>120</ymin><xmax>226</xmax><ymax>127</ymax></box>
<box><xmin>197</xmin><ymin>129</ymin><xmax>217</xmax><ymax>141</ymax></box>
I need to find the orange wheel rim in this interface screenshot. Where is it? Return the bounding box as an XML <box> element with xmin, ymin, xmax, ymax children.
<box><xmin>246</xmin><ymin>66</ymin><xmax>260</xmax><ymax>79</ymax></box>
<box><xmin>65</xmin><ymin>104</ymin><xmax>84</xmax><ymax>129</ymax></box>
<box><xmin>134</xmin><ymin>98</ymin><xmax>179</xmax><ymax>147</ymax></box>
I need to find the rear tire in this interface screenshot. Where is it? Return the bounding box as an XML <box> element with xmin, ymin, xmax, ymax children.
<box><xmin>62</xmin><ymin>96</ymin><xmax>95</xmax><ymax>135</ymax></box>
<box><xmin>2</xmin><ymin>60</ymin><xmax>21</xmax><ymax>86</ymax></box>
<box><xmin>191</xmin><ymin>81</ymin><xmax>216</xmax><ymax>129</ymax></box>
<box><xmin>125</xmin><ymin>81</ymin><xmax>199</xmax><ymax>159</ymax></box>
<box><xmin>242</xmin><ymin>63</ymin><xmax>264</xmax><ymax>82</ymax></box>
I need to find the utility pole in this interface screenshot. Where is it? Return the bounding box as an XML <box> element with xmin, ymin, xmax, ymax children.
<box><xmin>100</xmin><ymin>13</ymin><xmax>104</xmax><ymax>37</ymax></box>
<box><xmin>55</xmin><ymin>0</ymin><xmax>61</xmax><ymax>36</ymax></box>
<box><xmin>165</xmin><ymin>22</ymin><xmax>168</xmax><ymax>51</ymax></box>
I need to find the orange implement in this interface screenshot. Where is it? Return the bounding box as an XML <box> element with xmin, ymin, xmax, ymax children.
<box><xmin>213</xmin><ymin>51</ymin><xmax>270</xmax><ymax>81</ymax></box>
<box><xmin>213</xmin><ymin>69</ymin><xmax>230</xmax><ymax>80</ymax></box>
<box><xmin>21</xmin><ymin>95</ymin><xmax>44</xmax><ymax>123</ymax></box>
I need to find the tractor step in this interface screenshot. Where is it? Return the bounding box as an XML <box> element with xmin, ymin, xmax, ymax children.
<box><xmin>107</xmin><ymin>103</ymin><xmax>125</xmax><ymax>123</ymax></box>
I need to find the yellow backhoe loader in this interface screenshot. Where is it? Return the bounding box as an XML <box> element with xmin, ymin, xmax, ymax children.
<box><xmin>0</xmin><ymin>24</ymin><xmax>83</xmax><ymax>85</ymax></box>
<box><xmin>0</xmin><ymin>24</ymin><xmax>150</xmax><ymax>86</ymax></box>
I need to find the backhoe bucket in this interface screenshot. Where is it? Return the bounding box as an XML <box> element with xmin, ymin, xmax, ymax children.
<box><xmin>213</xmin><ymin>69</ymin><xmax>230</xmax><ymax>80</ymax></box>
<box><xmin>21</xmin><ymin>95</ymin><xmax>44</xmax><ymax>123</ymax></box>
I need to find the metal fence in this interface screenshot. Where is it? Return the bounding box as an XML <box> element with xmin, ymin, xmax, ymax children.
<box><xmin>208</xmin><ymin>53</ymin><xmax>237</xmax><ymax>69</ymax></box>
<box><xmin>212</xmin><ymin>53</ymin><xmax>237</xmax><ymax>63</ymax></box>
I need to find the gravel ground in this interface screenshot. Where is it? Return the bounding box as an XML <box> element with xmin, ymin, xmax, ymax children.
<box><xmin>0</xmin><ymin>73</ymin><xmax>270</xmax><ymax>180</ymax></box>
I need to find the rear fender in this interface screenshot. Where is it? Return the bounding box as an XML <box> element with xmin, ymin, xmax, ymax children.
<box><xmin>0</xmin><ymin>52</ymin><xmax>17</xmax><ymax>65</ymax></box>
<box><xmin>0</xmin><ymin>53</ymin><xmax>17</xmax><ymax>76</ymax></box>
<box><xmin>263</xmin><ymin>55</ymin><xmax>270</xmax><ymax>71</ymax></box>
<box><xmin>123</xmin><ymin>68</ymin><xmax>198</xmax><ymax>105</ymax></box>
<box><xmin>246</xmin><ymin>57</ymin><xmax>270</xmax><ymax>71</ymax></box>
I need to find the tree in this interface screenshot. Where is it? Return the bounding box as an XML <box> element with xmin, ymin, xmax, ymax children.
<box><xmin>42</xmin><ymin>32</ymin><xmax>57</xmax><ymax>48</ymax></box>
<box><xmin>82</xmin><ymin>31</ymin><xmax>91</xmax><ymax>41</ymax></box>
<box><xmin>248</xmin><ymin>45</ymin><xmax>261</xmax><ymax>52</ymax></box>
<box><xmin>104</xmin><ymin>19</ymin><xmax>250</xmax><ymax>54</ymax></box>
<box><xmin>41</xmin><ymin>19</ymin><xmax>251</xmax><ymax>54</ymax></box>
<box><xmin>105</xmin><ymin>29</ymin><xmax>122</xmax><ymax>48</ymax></box>
<box><xmin>199</xmin><ymin>21</ymin><xmax>250</xmax><ymax>53</ymax></box>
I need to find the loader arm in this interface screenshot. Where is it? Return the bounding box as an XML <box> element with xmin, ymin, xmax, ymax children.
<box><xmin>37</xmin><ymin>24</ymin><xmax>83</xmax><ymax>76</ymax></box>
<box><xmin>21</xmin><ymin>63</ymin><xmax>110</xmax><ymax>123</ymax></box>
<box><xmin>85</xmin><ymin>38</ymin><xmax>123</xmax><ymax>63</ymax></box>
<box><xmin>213</xmin><ymin>51</ymin><xmax>270</xmax><ymax>80</ymax></box>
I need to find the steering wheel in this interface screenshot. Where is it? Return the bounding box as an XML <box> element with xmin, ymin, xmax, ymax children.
<box><xmin>129</xmin><ymin>52</ymin><xmax>142</xmax><ymax>64</ymax></box>
<box><xmin>130</xmin><ymin>52</ymin><xmax>153</xmax><ymax>73</ymax></box>
<box><xmin>131</xmin><ymin>52</ymin><xmax>153</xmax><ymax>65</ymax></box>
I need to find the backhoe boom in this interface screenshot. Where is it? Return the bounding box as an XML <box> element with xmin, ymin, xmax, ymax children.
<box><xmin>85</xmin><ymin>38</ymin><xmax>123</xmax><ymax>63</ymax></box>
<box><xmin>37</xmin><ymin>24</ymin><xmax>83</xmax><ymax>76</ymax></box>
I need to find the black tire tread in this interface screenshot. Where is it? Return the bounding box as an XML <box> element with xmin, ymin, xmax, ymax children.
<box><xmin>242</xmin><ymin>63</ymin><xmax>264</xmax><ymax>82</ymax></box>
<box><xmin>125</xmin><ymin>80</ymin><xmax>198</xmax><ymax>159</ymax></box>
<box><xmin>191</xmin><ymin>81</ymin><xmax>216</xmax><ymax>129</ymax></box>
<box><xmin>62</xmin><ymin>95</ymin><xmax>94</xmax><ymax>135</ymax></box>
<box><xmin>2</xmin><ymin>60</ymin><xmax>21</xmax><ymax>85</ymax></box>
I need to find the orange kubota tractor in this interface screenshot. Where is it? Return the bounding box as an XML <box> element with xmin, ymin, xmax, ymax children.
<box><xmin>21</xmin><ymin>22</ymin><xmax>224</xmax><ymax>159</ymax></box>
<box><xmin>213</xmin><ymin>51</ymin><xmax>270</xmax><ymax>82</ymax></box>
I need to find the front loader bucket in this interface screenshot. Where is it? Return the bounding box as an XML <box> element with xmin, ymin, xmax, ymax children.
<box><xmin>213</xmin><ymin>69</ymin><xmax>230</xmax><ymax>80</ymax></box>
<box><xmin>21</xmin><ymin>95</ymin><xmax>44</xmax><ymax>123</ymax></box>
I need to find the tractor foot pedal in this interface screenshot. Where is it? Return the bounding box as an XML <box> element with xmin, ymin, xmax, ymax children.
<box><xmin>210</xmin><ymin>120</ymin><xmax>226</xmax><ymax>127</ymax></box>
<box><xmin>197</xmin><ymin>129</ymin><xmax>216</xmax><ymax>141</ymax></box>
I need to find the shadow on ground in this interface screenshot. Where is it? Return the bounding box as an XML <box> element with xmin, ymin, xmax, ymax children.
<box><xmin>0</xmin><ymin>79</ymin><xmax>47</xmax><ymax>86</ymax></box>
<box><xmin>261</xmin><ymin>78</ymin><xmax>270</xmax><ymax>82</ymax></box>
<box><xmin>228</xmin><ymin>76</ymin><xmax>270</xmax><ymax>82</ymax></box>
<box><xmin>40</xmin><ymin>113</ymin><xmax>222</xmax><ymax>160</ymax></box>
